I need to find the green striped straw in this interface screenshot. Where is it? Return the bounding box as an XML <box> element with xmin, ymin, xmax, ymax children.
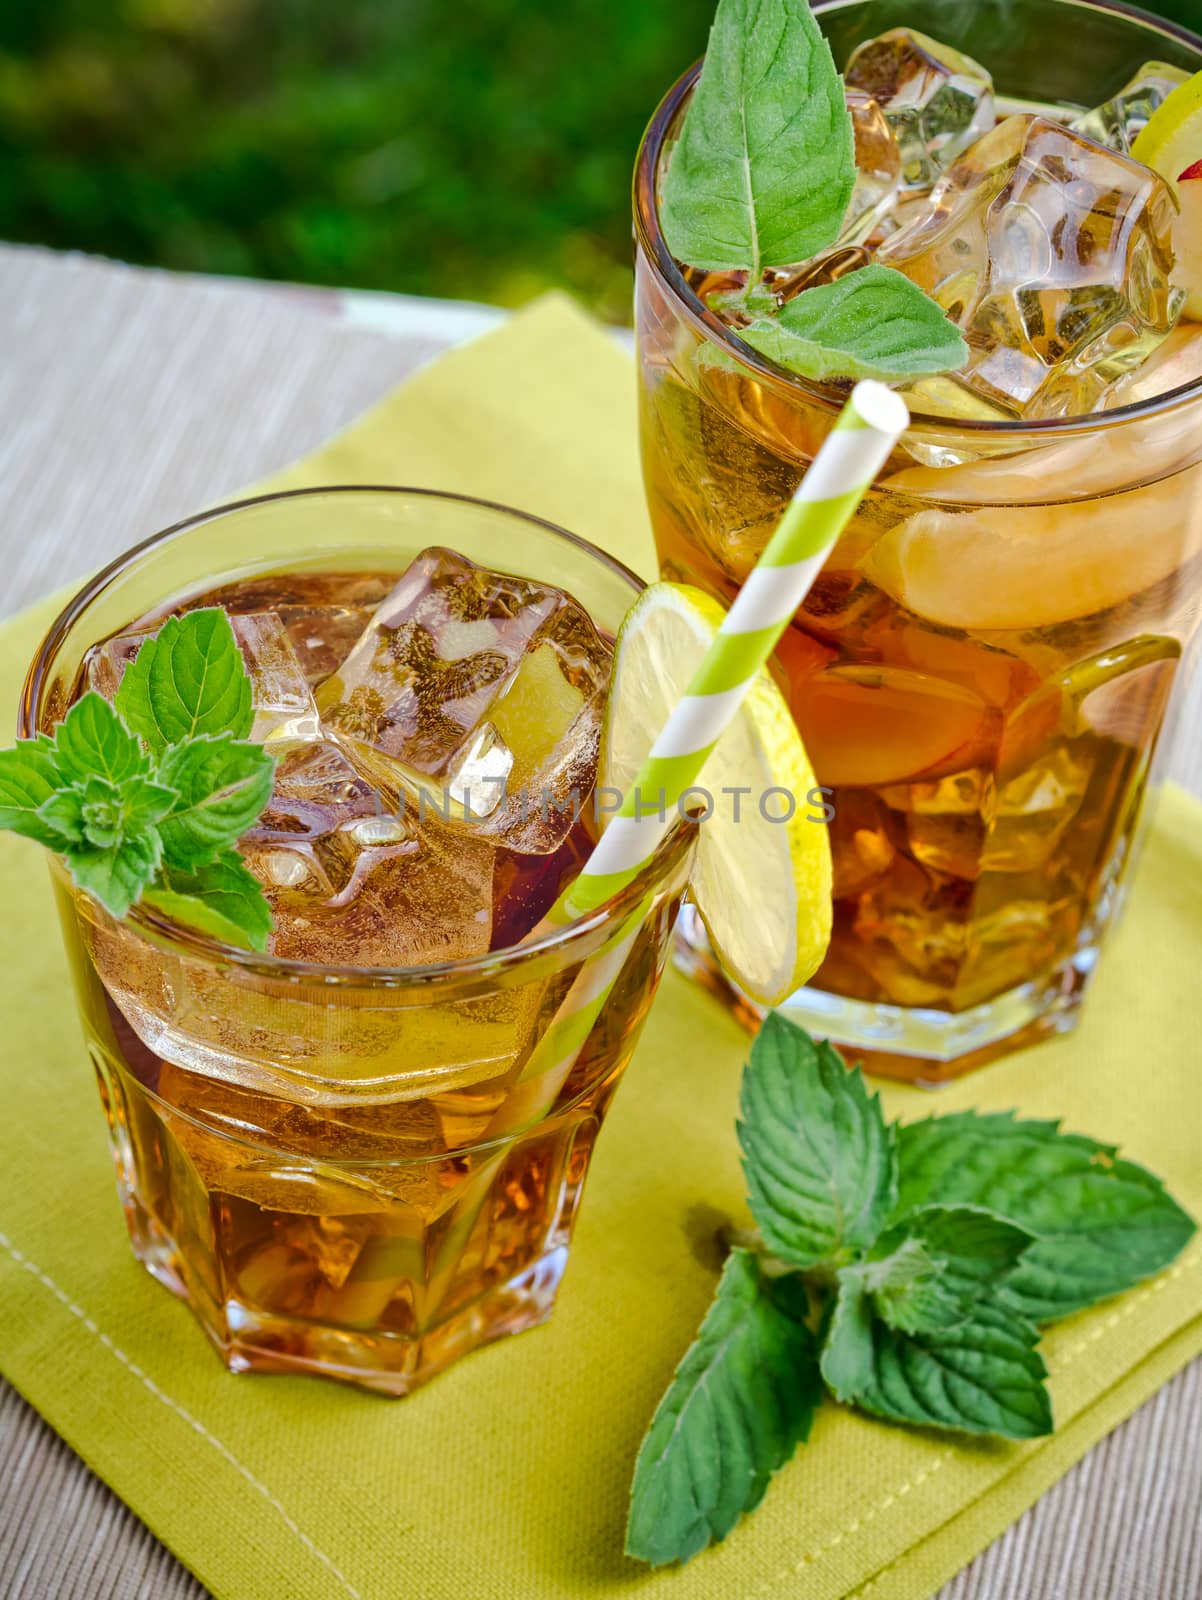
<box><xmin>543</xmin><ymin>378</ymin><xmax>909</xmax><ymax>932</ymax></box>
<box><xmin>505</xmin><ymin>380</ymin><xmax>907</xmax><ymax>1094</ymax></box>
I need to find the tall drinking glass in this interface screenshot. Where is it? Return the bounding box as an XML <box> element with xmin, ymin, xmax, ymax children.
<box><xmin>23</xmin><ymin>488</ymin><xmax>695</xmax><ymax>1394</ymax></box>
<box><xmin>634</xmin><ymin>0</ymin><xmax>1202</xmax><ymax>1080</ymax></box>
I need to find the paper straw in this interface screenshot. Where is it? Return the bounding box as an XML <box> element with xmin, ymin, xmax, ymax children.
<box><xmin>507</xmin><ymin>380</ymin><xmax>907</xmax><ymax>1096</ymax></box>
<box><xmin>542</xmin><ymin>378</ymin><xmax>909</xmax><ymax>932</ymax></box>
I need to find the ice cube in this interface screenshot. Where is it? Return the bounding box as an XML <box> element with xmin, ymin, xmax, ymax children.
<box><xmin>981</xmin><ymin>746</ymin><xmax>1090</xmax><ymax>874</ymax></box>
<box><xmin>256</xmin><ymin>814</ymin><xmax>495</xmax><ymax>969</ymax></box>
<box><xmin>839</xmin><ymin>91</ymin><xmax>904</xmax><ymax>245</ymax></box>
<box><xmin>243</xmin><ymin>841</ymin><xmax>335</xmax><ymax>896</ymax></box>
<box><xmin>242</xmin><ymin>741</ymin><xmax>379</xmax><ymax>849</ymax></box>
<box><xmin>233</xmin><ymin>613</ymin><xmax>323</xmax><ymax>748</ymax></box>
<box><xmin>876</xmin><ymin>114</ymin><xmax>1182</xmax><ymax>419</ymax></box>
<box><xmin>888</xmin><ymin>768</ymin><xmax>992</xmax><ymax>881</ymax></box>
<box><xmin>1072</xmin><ymin>61</ymin><xmax>1191</xmax><ymax>155</ymax></box>
<box><xmin>953</xmin><ymin>883</ymin><xmax>1080</xmax><ymax>1009</ymax></box>
<box><xmin>239</xmin><ymin>739</ymin><xmax>495</xmax><ymax>967</ymax></box>
<box><xmin>275</xmin><ymin>603</ymin><xmax>377</xmax><ymax>684</ymax></box>
<box><xmin>826</xmin><ymin>789</ymin><xmax>898</xmax><ymax>898</ymax></box>
<box><xmin>87</xmin><ymin>611</ymin><xmax>321</xmax><ymax>750</ymax></box>
<box><xmin>84</xmin><ymin>625</ymin><xmax>151</xmax><ymax>701</ymax></box>
<box><xmin>316</xmin><ymin>813</ymin><xmax>418</xmax><ymax>901</ymax></box>
<box><xmin>153</xmin><ymin>1064</ymin><xmax>423</xmax><ymax>1226</ymax></box>
<box><xmin>852</xmin><ymin>855</ymin><xmax>966</xmax><ymax>1006</ymax></box>
<box><xmin>316</xmin><ymin>548</ymin><xmax>611</xmax><ymax>854</ymax></box>
<box><xmin>239</xmin><ymin>741</ymin><xmax>375</xmax><ymax>918</ymax></box>
<box><xmin>844</xmin><ymin>28</ymin><xmax>994</xmax><ymax>192</ymax></box>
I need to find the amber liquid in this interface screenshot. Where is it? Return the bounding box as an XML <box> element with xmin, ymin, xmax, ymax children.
<box><xmin>638</xmin><ymin>321</ymin><xmax>1201</xmax><ymax>1076</ymax></box>
<box><xmin>67</xmin><ymin>569</ymin><xmax>681</xmax><ymax>1393</ymax></box>
<box><xmin>124</xmin><ymin>569</ymin><xmax>602</xmax><ymax>955</ymax></box>
<box><xmin>661</xmin><ymin>510</ymin><xmax>1169</xmax><ymax>995</ymax></box>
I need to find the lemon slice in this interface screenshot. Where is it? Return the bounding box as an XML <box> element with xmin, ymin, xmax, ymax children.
<box><xmin>1132</xmin><ymin>71</ymin><xmax>1202</xmax><ymax>318</ymax></box>
<box><xmin>1132</xmin><ymin>70</ymin><xmax>1202</xmax><ymax>179</ymax></box>
<box><xmin>601</xmin><ymin>582</ymin><xmax>831</xmax><ymax>1006</ymax></box>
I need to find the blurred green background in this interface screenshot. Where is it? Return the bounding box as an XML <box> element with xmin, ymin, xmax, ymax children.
<box><xmin>0</xmin><ymin>0</ymin><xmax>1197</xmax><ymax>323</ymax></box>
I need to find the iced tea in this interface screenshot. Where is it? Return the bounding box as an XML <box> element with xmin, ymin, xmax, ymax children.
<box><xmin>29</xmin><ymin>491</ymin><xmax>694</xmax><ymax>1394</ymax></box>
<box><xmin>635</xmin><ymin>0</ymin><xmax>1202</xmax><ymax>1077</ymax></box>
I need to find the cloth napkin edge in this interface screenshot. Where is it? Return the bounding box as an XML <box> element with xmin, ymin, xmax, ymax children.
<box><xmin>856</xmin><ymin>1312</ymin><xmax>1202</xmax><ymax>1600</ymax></box>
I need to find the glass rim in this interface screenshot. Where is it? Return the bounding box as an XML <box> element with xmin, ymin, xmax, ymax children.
<box><xmin>23</xmin><ymin>483</ymin><xmax>695</xmax><ymax>990</ymax></box>
<box><xmin>632</xmin><ymin>0</ymin><xmax>1202</xmax><ymax>442</ymax></box>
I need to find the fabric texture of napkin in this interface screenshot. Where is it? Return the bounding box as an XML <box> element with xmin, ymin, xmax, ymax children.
<box><xmin>1</xmin><ymin>294</ymin><xmax>1200</xmax><ymax>1600</ymax></box>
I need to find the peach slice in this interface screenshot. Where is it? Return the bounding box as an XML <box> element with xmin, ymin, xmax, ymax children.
<box><xmin>861</xmin><ymin>462</ymin><xmax>1202</xmax><ymax>629</ymax></box>
<box><xmin>794</xmin><ymin>664</ymin><xmax>993</xmax><ymax>788</ymax></box>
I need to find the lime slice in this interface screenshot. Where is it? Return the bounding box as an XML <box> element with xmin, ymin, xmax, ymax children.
<box><xmin>601</xmin><ymin>582</ymin><xmax>832</xmax><ymax>1005</ymax></box>
<box><xmin>1132</xmin><ymin>71</ymin><xmax>1202</xmax><ymax>318</ymax></box>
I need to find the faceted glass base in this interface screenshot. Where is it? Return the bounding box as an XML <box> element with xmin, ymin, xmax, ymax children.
<box><xmin>124</xmin><ymin>1193</ymin><xmax>568</xmax><ymax>1397</ymax></box>
<box><xmin>674</xmin><ymin>904</ymin><xmax>1092</xmax><ymax>1083</ymax></box>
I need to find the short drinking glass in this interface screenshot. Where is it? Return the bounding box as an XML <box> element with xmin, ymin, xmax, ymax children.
<box><xmin>24</xmin><ymin>488</ymin><xmax>695</xmax><ymax>1394</ymax></box>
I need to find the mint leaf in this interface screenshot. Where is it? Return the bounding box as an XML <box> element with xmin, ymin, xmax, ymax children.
<box><xmin>115</xmin><ymin>608</ymin><xmax>253</xmax><ymax>754</ymax></box>
<box><xmin>157</xmin><ymin>734</ymin><xmax>276</xmax><ymax>870</ymax></box>
<box><xmin>821</xmin><ymin>1283</ymin><xmax>1052</xmax><ymax>1440</ymax></box>
<box><xmin>738</xmin><ymin>1011</ymin><xmax>896</xmax><ymax>1269</ymax></box>
<box><xmin>142</xmin><ymin>849</ymin><xmax>273</xmax><ymax>952</ymax></box>
<box><xmin>897</xmin><ymin>1112</ymin><xmax>1197</xmax><ymax>1322</ymax></box>
<box><xmin>63</xmin><ymin>830</ymin><xmax>164</xmax><ymax>920</ymax></box>
<box><xmin>52</xmin><ymin>692</ymin><xmax>149</xmax><ymax>786</ymax></box>
<box><xmin>738</xmin><ymin>265</ymin><xmax>969</xmax><ymax>382</ymax></box>
<box><xmin>861</xmin><ymin>1207</ymin><xmax>1033</xmax><ymax>1335</ymax></box>
<box><xmin>817</xmin><ymin>1273</ymin><xmax>876</xmax><ymax>1403</ymax></box>
<box><xmin>626</xmin><ymin>1248</ymin><xmax>820</xmax><ymax>1567</ymax></box>
<box><xmin>39</xmin><ymin>773</ymin><xmax>176</xmax><ymax>850</ymax></box>
<box><xmin>660</xmin><ymin>0</ymin><xmax>854</xmax><ymax>278</ymax></box>
<box><xmin>0</xmin><ymin>739</ymin><xmax>68</xmax><ymax>847</ymax></box>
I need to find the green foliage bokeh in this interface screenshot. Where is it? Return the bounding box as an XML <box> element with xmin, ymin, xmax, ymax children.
<box><xmin>0</xmin><ymin>0</ymin><xmax>1198</xmax><ymax>319</ymax></box>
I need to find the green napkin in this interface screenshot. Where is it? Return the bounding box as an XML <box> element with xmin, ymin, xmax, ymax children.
<box><xmin>1</xmin><ymin>295</ymin><xmax>1199</xmax><ymax>1600</ymax></box>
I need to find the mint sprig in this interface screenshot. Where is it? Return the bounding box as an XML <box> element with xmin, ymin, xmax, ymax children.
<box><xmin>626</xmin><ymin>1013</ymin><xmax>1196</xmax><ymax>1568</ymax></box>
<box><xmin>861</xmin><ymin>1206</ymin><xmax>1033</xmax><ymax>1335</ymax></box>
<box><xmin>1</xmin><ymin>608</ymin><xmax>276</xmax><ymax>948</ymax></box>
<box><xmin>660</xmin><ymin>0</ymin><xmax>967</xmax><ymax>384</ymax></box>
